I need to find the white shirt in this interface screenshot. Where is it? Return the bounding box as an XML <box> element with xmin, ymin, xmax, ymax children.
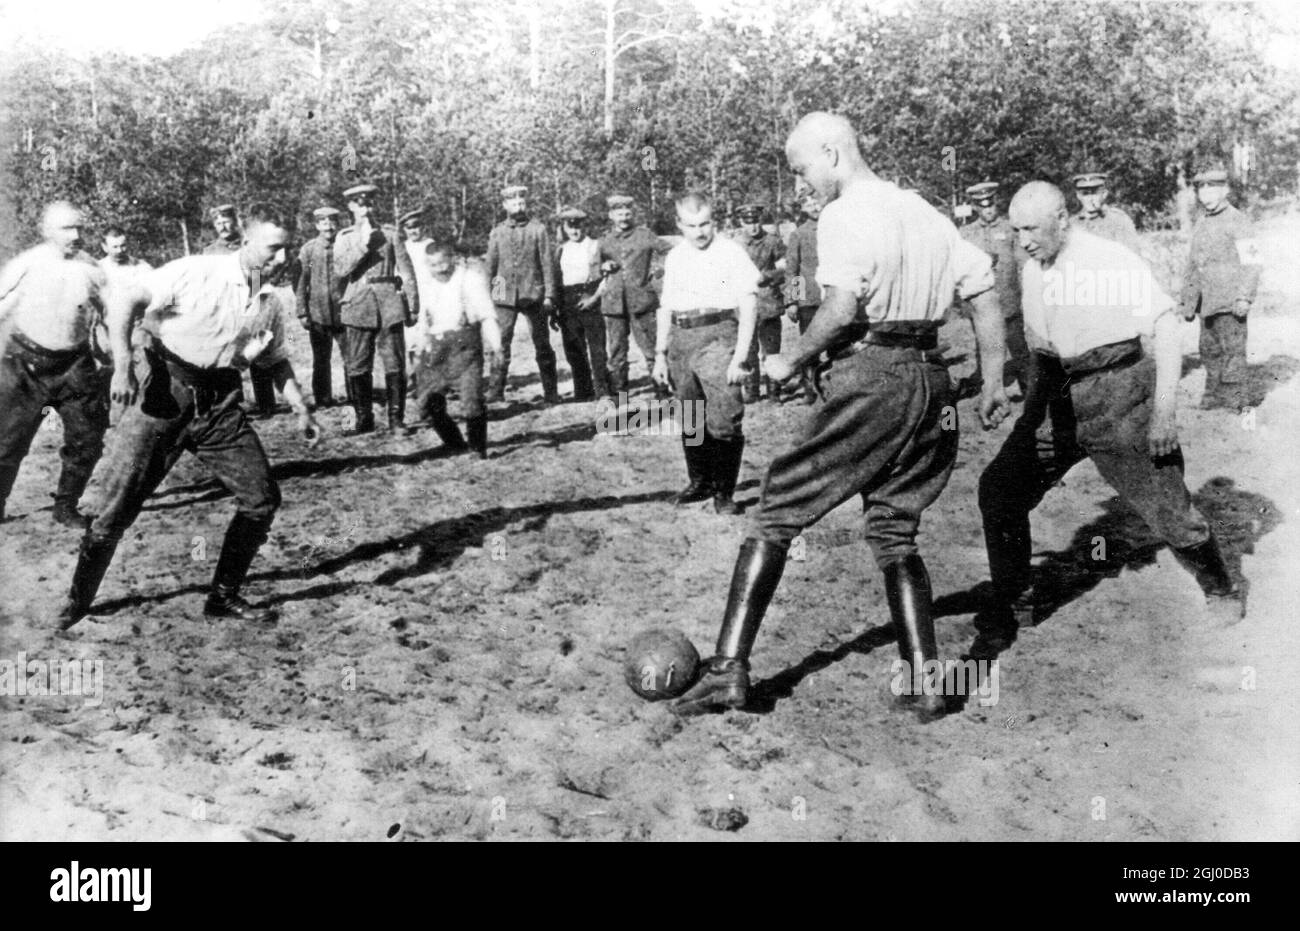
<box><xmin>403</xmin><ymin>238</ymin><xmax>435</xmax><ymax>345</ymax></box>
<box><xmin>0</xmin><ymin>245</ymin><xmax>106</xmax><ymax>351</ymax></box>
<box><xmin>419</xmin><ymin>265</ymin><xmax>495</xmax><ymax>337</ymax></box>
<box><xmin>99</xmin><ymin>255</ymin><xmax>153</xmax><ymax>288</ymax></box>
<box><xmin>659</xmin><ymin>235</ymin><xmax>761</xmax><ymax>312</ymax></box>
<box><xmin>1022</xmin><ymin>228</ymin><xmax>1173</xmax><ymax>359</ymax></box>
<box><xmin>142</xmin><ymin>254</ymin><xmax>287</xmax><ymax>370</ymax></box>
<box><xmin>558</xmin><ymin>237</ymin><xmax>600</xmax><ymax>287</ymax></box>
<box><xmin>816</xmin><ymin>177</ymin><xmax>994</xmax><ymax>322</ymax></box>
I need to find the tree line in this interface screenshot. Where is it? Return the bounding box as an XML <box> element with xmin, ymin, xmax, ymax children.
<box><xmin>1</xmin><ymin>0</ymin><xmax>1295</xmax><ymax>265</ymax></box>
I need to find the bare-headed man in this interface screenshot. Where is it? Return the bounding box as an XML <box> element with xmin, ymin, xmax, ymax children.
<box><xmin>653</xmin><ymin>193</ymin><xmax>760</xmax><ymax>516</ymax></box>
<box><xmin>0</xmin><ymin>202</ymin><xmax>109</xmax><ymax>528</ymax></box>
<box><xmin>56</xmin><ymin>205</ymin><xmax>320</xmax><ymax>629</ymax></box>
<box><xmin>672</xmin><ymin>113</ymin><xmax>1009</xmax><ymax>719</ymax></box>
<box><xmin>974</xmin><ymin>182</ymin><xmax>1242</xmax><ymax>655</ymax></box>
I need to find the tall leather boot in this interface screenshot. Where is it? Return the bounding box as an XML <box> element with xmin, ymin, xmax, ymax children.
<box><xmin>466</xmin><ymin>415</ymin><xmax>489</xmax><ymax>459</ymax></box>
<box><xmin>1174</xmin><ymin>534</ymin><xmax>1244</xmax><ymax>620</ymax></box>
<box><xmin>204</xmin><ymin>513</ymin><xmax>277</xmax><ymax>625</ymax></box>
<box><xmin>671</xmin><ymin>538</ymin><xmax>787</xmax><ymax>716</ymax></box>
<box><xmin>743</xmin><ymin>367</ymin><xmax>761</xmax><ymax>404</ymax></box>
<box><xmin>346</xmin><ymin>375</ymin><xmax>375</xmax><ymax>435</ymax></box>
<box><xmin>426</xmin><ymin>395</ymin><xmax>468</xmax><ymax>451</ymax></box>
<box><xmin>538</xmin><ymin>356</ymin><xmax>562</xmax><ymax>405</ymax></box>
<box><xmin>674</xmin><ymin>434</ymin><xmax>713</xmax><ymax>505</ymax></box>
<box><xmin>485</xmin><ymin>358</ymin><xmax>507</xmax><ymax>403</ymax></box>
<box><xmin>883</xmin><ymin>554</ymin><xmax>946</xmax><ymax>722</ymax></box>
<box><xmin>56</xmin><ymin>534</ymin><xmax>120</xmax><ymax>630</ymax></box>
<box><xmin>250</xmin><ymin>368</ymin><xmax>277</xmax><ymax>418</ymax></box>
<box><xmin>52</xmin><ymin>464</ymin><xmax>94</xmax><ymax>530</ymax></box>
<box><xmin>711</xmin><ymin>435</ymin><xmax>745</xmax><ymax>515</ymax></box>
<box><xmin>385</xmin><ymin>375</ymin><xmax>412</xmax><ymax>436</ymax></box>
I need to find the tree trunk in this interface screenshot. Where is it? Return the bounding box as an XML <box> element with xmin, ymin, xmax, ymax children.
<box><xmin>529</xmin><ymin>7</ymin><xmax>541</xmax><ymax>90</ymax></box>
<box><xmin>180</xmin><ymin>218</ymin><xmax>190</xmax><ymax>256</ymax></box>
<box><xmin>604</xmin><ymin>0</ymin><xmax>616</xmax><ymax>140</ymax></box>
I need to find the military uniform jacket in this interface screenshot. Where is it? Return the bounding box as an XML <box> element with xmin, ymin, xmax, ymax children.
<box><xmin>737</xmin><ymin>230</ymin><xmax>786</xmax><ymax>320</ymax></box>
<box><xmin>1073</xmin><ymin>206</ymin><xmax>1141</xmax><ymax>254</ymax></box>
<box><xmin>486</xmin><ymin>217</ymin><xmax>556</xmax><ymax>308</ymax></box>
<box><xmin>333</xmin><ymin>223</ymin><xmax>417</xmax><ymax>329</ymax></box>
<box><xmin>959</xmin><ymin>216</ymin><xmax>1023</xmax><ymax>318</ymax></box>
<box><xmin>295</xmin><ymin>236</ymin><xmax>343</xmax><ymax>328</ymax></box>
<box><xmin>203</xmin><ymin>236</ymin><xmax>242</xmax><ymax>256</ymax></box>
<box><xmin>1181</xmin><ymin>203</ymin><xmax>1261</xmax><ymax>319</ymax></box>
<box><xmin>597</xmin><ymin>225</ymin><xmax>672</xmax><ymax>318</ymax></box>
<box><xmin>784</xmin><ymin>219</ymin><xmax>821</xmax><ymax>309</ymax></box>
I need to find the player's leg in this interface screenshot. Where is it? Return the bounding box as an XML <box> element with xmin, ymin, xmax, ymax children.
<box><xmin>458</xmin><ymin>330</ymin><xmax>488</xmax><ymax>458</ymax></box>
<box><xmin>691</xmin><ymin>325</ymin><xmax>746</xmax><ymax>514</ymax></box>
<box><xmin>0</xmin><ymin>347</ymin><xmax>49</xmax><ymax>522</ymax></box>
<box><xmin>665</xmin><ymin>326</ymin><xmax>712</xmax><ymax>505</ymax></box>
<box><xmin>673</xmin><ymin>350</ymin><xmax>921</xmax><ymax>715</ymax></box>
<box><xmin>58</xmin><ymin>353</ymin><xmax>192</xmax><ymax>627</ymax></box>
<box><xmin>188</xmin><ymin>386</ymin><xmax>282</xmax><ymax>624</ymax></box>
<box><xmin>976</xmin><ymin>353</ymin><xmax>1084</xmax><ymax>646</ymax></box>
<box><xmin>49</xmin><ymin>353</ymin><xmax>109</xmax><ymax>528</ymax></box>
<box><xmin>604</xmin><ymin>313</ymin><xmax>631</xmax><ymax>403</ymax></box>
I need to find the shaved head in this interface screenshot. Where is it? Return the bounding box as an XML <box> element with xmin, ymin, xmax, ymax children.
<box><xmin>1008</xmin><ymin>182</ymin><xmax>1070</xmax><ymax>263</ymax></box>
<box><xmin>784</xmin><ymin>111</ymin><xmax>872</xmax><ymax>202</ymax></box>
<box><xmin>41</xmin><ymin>201</ymin><xmax>84</xmax><ymax>257</ymax></box>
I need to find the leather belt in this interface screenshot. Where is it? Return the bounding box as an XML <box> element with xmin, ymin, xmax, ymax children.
<box><xmin>828</xmin><ymin>327</ymin><xmax>939</xmax><ymax>361</ymax></box>
<box><xmin>366</xmin><ymin>275</ymin><xmax>402</xmax><ymax>285</ymax></box>
<box><xmin>9</xmin><ymin>330</ymin><xmax>87</xmax><ymax>361</ymax></box>
<box><xmin>671</xmin><ymin>309</ymin><xmax>734</xmax><ymax>329</ymax></box>
<box><xmin>1059</xmin><ymin>337</ymin><xmax>1143</xmax><ymax>378</ymax></box>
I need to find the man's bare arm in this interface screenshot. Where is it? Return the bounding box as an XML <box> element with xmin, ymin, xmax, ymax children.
<box><xmin>1149</xmin><ymin>311</ymin><xmax>1181</xmax><ymax>456</ymax></box>
<box><xmin>783</xmin><ymin>286</ymin><xmax>858</xmax><ymax>368</ymax></box>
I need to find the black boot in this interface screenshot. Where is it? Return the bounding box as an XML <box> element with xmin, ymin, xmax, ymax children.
<box><xmin>711</xmin><ymin>435</ymin><xmax>744</xmax><ymax>515</ymax></box>
<box><xmin>743</xmin><ymin>368</ymin><xmax>760</xmax><ymax>404</ymax></box>
<box><xmin>883</xmin><ymin>554</ymin><xmax>947</xmax><ymax>722</ymax></box>
<box><xmin>52</xmin><ymin>462</ymin><xmax>95</xmax><ymax>529</ymax></box>
<box><xmin>466</xmin><ymin>415</ymin><xmax>488</xmax><ymax>459</ymax></box>
<box><xmin>56</xmin><ymin>535</ymin><xmax>119</xmax><ymax>630</ymax></box>
<box><xmin>385</xmin><ymin>376</ymin><xmax>413</xmax><ymax>436</ymax></box>
<box><xmin>250</xmin><ymin>368</ymin><xmax>277</xmax><ymax>419</ymax></box>
<box><xmin>485</xmin><ymin>358</ymin><xmax>507</xmax><ymax>403</ymax></box>
<box><xmin>346</xmin><ymin>375</ymin><xmax>375</xmax><ymax>435</ymax></box>
<box><xmin>674</xmin><ymin>435</ymin><xmax>714</xmax><ymax>505</ymax></box>
<box><xmin>538</xmin><ymin>357</ymin><xmax>562</xmax><ymax>405</ymax></box>
<box><xmin>671</xmin><ymin>538</ymin><xmax>787</xmax><ymax>716</ymax></box>
<box><xmin>1174</xmin><ymin>534</ymin><xmax>1244</xmax><ymax>620</ymax></box>
<box><xmin>204</xmin><ymin>514</ymin><xmax>277</xmax><ymax>625</ymax></box>
<box><xmin>426</xmin><ymin>395</ymin><xmax>468</xmax><ymax>451</ymax></box>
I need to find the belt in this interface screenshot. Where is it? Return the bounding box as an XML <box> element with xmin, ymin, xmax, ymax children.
<box><xmin>365</xmin><ymin>275</ymin><xmax>403</xmax><ymax>286</ymax></box>
<box><xmin>150</xmin><ymin>342</ymin><xmax>239</xmax><ymax>387</ymax></box>
<box><xmin>1058</xmin><ymin>337</ymin><xmax>1142</xmax><ymax>378</ymax></box>
<box><xmin>429</xmin><ymin>325</ymin><xmax>476</xmax><ymax>341</ymax></box>
<box><xmin>671</xmin><ymin>309</ymin><xmax>734</xmax><ymax>329</ymax></box>
<box><xmin>10</xmin><ymin>330</ymin><xmax>88</xmax><ymax>362</ymax></box>
<box><xmin>828</xmin><ymin>326</ymin><xmax>939</xmax><ymax>361</ymax></box>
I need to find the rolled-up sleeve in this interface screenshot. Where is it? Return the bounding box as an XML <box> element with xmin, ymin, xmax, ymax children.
<box><xmin>952</xmin><ymin>236</ymin><xmax>996</xmax><ymax>301</ymax></box>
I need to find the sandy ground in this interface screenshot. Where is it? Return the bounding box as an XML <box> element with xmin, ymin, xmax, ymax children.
<box><xmin>2</xmin><ymin>218</ymin><xmax>1298</xmax><ymax>842</ymax></box>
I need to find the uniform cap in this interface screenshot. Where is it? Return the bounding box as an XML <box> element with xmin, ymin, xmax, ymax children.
<box><xmin>312</xmin><ymin>207</ymin><xmax>340</xmax><ymax>220</ymax></box>
<box><xmin>343</xmin><ymin>183</ymin><xmax>379</xmax><ymax>199</ymax></box>
<box><xmin>966</xmin><ymin>181</ymin><xmax>999</xmax><ymax>202</ymax></box>
<box><xmin>398</xmin><ymin>208</ymin><xmax>425</xmax><ymax>227</ymax></box>
<box><xmin>210</xmin><ymin>204</ymin><xmax>237</xmax><ymax>218</ymax></box>
<box><xmin>501</xmin><ymin>185</ymin><xmax>529</xmax><ymax>199</ymax></box>
<box><xmin>737</xmin><ymin>203</ymin><xmax>765</xmax><ymax>218</ymax></box>
<box><xmin>558</xmin><ymin>206</ymin><xmax>588</xmax><ymax>221</ymax></box>
<box><xmin>1072</xmin><ymin>172</ymin><xmax>1109</xmax><ymax>190</ymax></box>
<box><xmin>1192</xmin><ymin>168</ymin><xmax>1229</xmax><ymax>185</ymax></box>
<box><xmin>606</xmin><ymin>194</ymin><xmax>635</xmax><ymax>208</ymax></box>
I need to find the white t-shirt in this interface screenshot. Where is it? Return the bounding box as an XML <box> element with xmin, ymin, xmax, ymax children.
<box><xmin>558</xmin><ymin>237</ymin><xmax>600</xmax><ymax>288</ymax></box>
<box><xmin>659</xmin><ymin>236</ymin><xmax>761</xmax><ymax>312</ymax></box>
<box><xmin>419</xmin><ymin>265</ymin><xmax>495</xmax><ymax>337</ymax></box>
<box><xmin>816</xmin><ymin>176</ymin><xmax>994</xmax><ymax>322</ymax></box>
<box><xmin>1021</xmin><ymin>228</ymin><xmax>1173</xmax><ymax>359</ymax></box>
